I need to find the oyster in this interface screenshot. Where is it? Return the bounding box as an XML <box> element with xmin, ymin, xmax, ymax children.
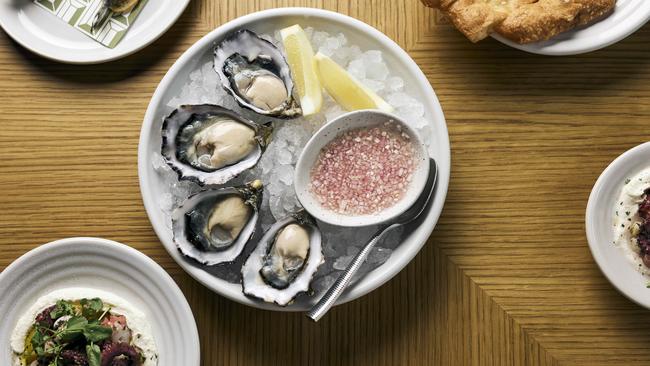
<box><xmin>214</xmin><ymin>30</ymin><xmax>301</xmax><ymax>118</ymax></box>
<box><xmin>162</xmin><ymin>104</ymin><xmax>272</xmax><ymax>186</ymax></box>
<box><xmin>242</xmin><ymin>211</ymin><xmax>323</xmax><ymax>306</ymax></box>
<box><xmin>172</xmin><ymin>180</ymin><xmax>263</xmax><ymax>265</ymax></box>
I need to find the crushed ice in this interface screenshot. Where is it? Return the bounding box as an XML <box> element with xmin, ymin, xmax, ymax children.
<box><xmin>153</xmin><ymin>27</ymin><xmax>431</xmax><ymax>298</ymax></box>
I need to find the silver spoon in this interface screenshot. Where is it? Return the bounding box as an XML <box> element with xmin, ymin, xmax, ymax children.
<box><xmin>91</xmin><ymin>0</ymin><xmax>140</xmax><ymax>34</ymax></box>
<box><xmin>306</xmin><ymin>158</ymin><xmax>438</xmax><ymax>322</ymax></box>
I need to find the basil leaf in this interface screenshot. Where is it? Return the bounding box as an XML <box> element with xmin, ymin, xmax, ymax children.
<box><xmin>57</xmin><ymin>316</ymin><xmax>87</xmax><ymax>343</ymax></box>
<box><xmin>80</xmin><ymin>298</ymin><xmax>104</xmax><ymax>320</ymax></box>
<box><xmin>83</xmin><ymin>324</ymin><xmax>113</xmax><ymax>342</ymax></box>
<box><xmin>86</xmin><ymin>343</ymin><xmax>102</xmax><ymax>366</ymax></box>
<box><xmin>50</xmin><ymin>300</ymin><xmax>74</xmax><ymax>319</ymax></box>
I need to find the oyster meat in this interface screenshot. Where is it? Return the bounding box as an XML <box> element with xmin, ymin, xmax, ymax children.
<box><xmin>162</xmin><ymin>104</ymin><xmax>272</xmax><ymax>186</ymax></box>
<box><xmin>214</xmin><ymin>30</ymin><xmax>301</xmax><ymax>118</ymax></box>
<box><xmin>172</xmin><ymin>180</ymin><xmax>263</xmax><ymax>265</ymax></box>
<box><xmin>242</xmin><ymin>211</ymin><xmax>323</xmax><ymax>306</ymax></box>
<box><xmin>260</xmin><ymin>224</ymin><xmax>310</xmax><ymax>289</ymax></box>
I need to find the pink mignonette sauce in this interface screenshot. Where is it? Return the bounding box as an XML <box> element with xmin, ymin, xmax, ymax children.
<box><xmin>309</xmin><ymin>122</ymin><xmax>416</xmax><ymax>216</ymax></box>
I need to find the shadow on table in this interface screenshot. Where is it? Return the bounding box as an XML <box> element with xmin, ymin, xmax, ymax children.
<box><xmin>184</xmin><ymin>250</ymin><xmax>443</xmax><ymax>364</ymax></box>
<box><xmin>3</xmin><ymin>3</ymin><xmax>196</xmax><ymax>84</ymax></box>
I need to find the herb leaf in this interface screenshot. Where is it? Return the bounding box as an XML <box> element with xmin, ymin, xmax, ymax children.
<box><xmin>80</xmin><ymin>298</ymin><xmax>104</xmax><ymax>320</ymax></box>
<box><xmin>57</xmin><ymin>316</ymin><xmax>87</xmax><ymax>343</ymax></box>
<box><xmin>86</xmin><ymin>343</ymin><xmax>102</xmax><ymax>366</ymax></box>
<box><xmin>65</xmin><ymin>316</ymin><xmax>88</xmax><ymax>330</ymax></box>
<box><xmin>31</xmin><ymin>328</ymin><xmax>46</xmax><ymax>357</ymax></box>
<box><xmin>30</xmin><ymin>298</ymin><xmax>115</xmax><ymax>365</ymax></box>
<box><xmin>50</xmin><ymin>300</ymin><xmax>75</xmax><ymax>319</ymax></box>
<box><xmin>83</xmin><ymin>324</ymin><xmax>113</xmax><ymax>342</ymax></box>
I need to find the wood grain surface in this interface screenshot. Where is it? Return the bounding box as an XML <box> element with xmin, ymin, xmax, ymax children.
<box><xmin>1</xmin><ymin>1</ymin><xmax>649</xmax><ymax>365</ymax></box>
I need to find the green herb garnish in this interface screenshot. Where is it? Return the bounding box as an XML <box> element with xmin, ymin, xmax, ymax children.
<box><xmin>83</xmin><ymin>323</ymin><xmax>113</xmax><ymax>342</ymax></box>
<box><xmin>80</xmin><ymin>298</ymin><xmax>104</xmax><ymax>321</ymax></box>
<box><xmin>31</xmin><ymin>327</ymin><xmax>46</xmax><ymax>357</ymax></box>
<box><xmin>49</xmin><ymin>300</ymin><xmax>74</xmax><ymax>319</ymax></box>
<box><xmin>56</xmin><ymin>316</ymin><xmax>87</xmax><ymax>343</ymax></box>
<box><xmin>47</xmin><ymin>356</ymin><xmax>62</xmax><ymax>366</ymax></box>
<box><xmin>28</xmin><ymin>298</ymin><xmax>114</xmax><ymax>365</ymax></box>
<box><xmin>86</xmin><ymin>343</ymin><xmax>102</xmax><ymax>366</ymax></box>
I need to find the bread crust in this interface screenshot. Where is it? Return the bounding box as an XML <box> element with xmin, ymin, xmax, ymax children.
<box><xmin>424</xmin><ymin>0</ymin><xmax>616</xmax><ymax>44</ymax></box>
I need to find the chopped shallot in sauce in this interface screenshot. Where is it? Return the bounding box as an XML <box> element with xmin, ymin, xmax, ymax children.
<box><xmin>309</xmin><ymin>122</ymin><xmax>416</xmax><ymax>215</ymax></box>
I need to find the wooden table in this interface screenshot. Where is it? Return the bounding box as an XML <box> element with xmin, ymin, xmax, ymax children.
<box><xmin>1</xmin><ymin>1</ymin><xmax>649</xmax><ymax>365</ymax></box>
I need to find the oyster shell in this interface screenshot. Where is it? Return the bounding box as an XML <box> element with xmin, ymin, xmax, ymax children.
<box><xmin>161</xmin><ymin>104</ymin><xmax>272</xmax><ymax>186</ymax></box>
<box><xmin>172</xmin><ymin>180</ymin><xmax>263</xmax><ymax>265</ymax></box>
<box><xmin>242</xmin><ymin>211</ymin><xmax>323</xmax><ymax>306</ymax></box>
<box><xmin>214</xmin><ymin>30</ymin><xmax>301</xmax><ymax>118</ymax></box>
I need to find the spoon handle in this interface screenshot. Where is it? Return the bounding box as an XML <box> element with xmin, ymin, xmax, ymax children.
<box><xmin>306</xmin><ymin>224</ymin><xmax>397</xmax><ymax>322</ymax></box>
<box><xmin>91</xmin><ymin>6</ymin><xmax>111</xmax><ymax>34</ymax></box>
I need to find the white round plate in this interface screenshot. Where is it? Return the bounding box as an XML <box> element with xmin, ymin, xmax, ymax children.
<box><xmin>586</xmin><ymin>142</ymin><xmax>650</xmax><ymax>309</ymax></box>
<box><xmin>0</xmin><ymin>237</ymin><xmax>200</xmax><ymax>365</ymax></box>
<box><xmin>138</xmin><ymin>8</ymin><xmax>450</xmax><ymax>311</ymax></box>
<box><xmin>0</xmin><ymin>0</ymin><xmax>190</xmax><ymax>64</ymax></box>
<box><xmin>493</xmin><ymin>0</ymin><xmax>650</xmax><ymax>55</ymax></box>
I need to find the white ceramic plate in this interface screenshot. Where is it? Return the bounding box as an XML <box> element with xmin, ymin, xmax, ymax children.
<box><xmin>138</xmin><ymin>8</ymin><xmax>450</xmax><ymax>311</ymax></box>
<box><xmin>0</xmin><ymin>0</ymin><xmax>190</xmax><ymax>64</ymax></box>
<box><xmin>0</xmin><ymin>237</ymin><xmax>200</xmax><ymax>365</ymax></box>
<box><xmin>586</xmin><ymin>142</ymin><xmax>650</xmax><ymax>309</ymax></box>
<box><xmin>493</xmin><ymin>0</ymin><xmax>650</xmax><ymax>55</ymax></box>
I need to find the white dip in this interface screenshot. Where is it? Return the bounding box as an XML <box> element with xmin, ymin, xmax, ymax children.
<box><xmin>613</xmin><ymin>168</ymin><xmax>650</xmax><ymax>277</ymax></box>
<box><xmin>11</xmin><ymin>288</ymin><xmax>158</xmax><ymax>366</ymax></box>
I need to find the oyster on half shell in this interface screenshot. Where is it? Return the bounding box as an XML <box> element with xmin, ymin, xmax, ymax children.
<box><xmin>172</xmin><ymin>180</ymin><xmax>263</xmax><ymax>265</ymax></box>
<box><xmin>242</xmin><ymin>210</ymin><xmax>323</xmax><ymax>306</ymax></box>
<box><xmin>162</xmin><ymin>104</ymin><xmax>272</xmax><ymax>186</ymax></box>
<box><xmin>214</xmin><ymin>29</ymin><xmax>301</xmax><ymax>118</ymax></box>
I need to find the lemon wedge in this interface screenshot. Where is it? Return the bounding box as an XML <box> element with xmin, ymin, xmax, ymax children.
<box><xmin>280</xmin><ymin>25</ymin><xmax>322</xmax><ymax>116</ymax></box>
<box><xmin>314</xmin><ymin>52</ymin><xmax>393</xmax><ymax>113</ymax></box>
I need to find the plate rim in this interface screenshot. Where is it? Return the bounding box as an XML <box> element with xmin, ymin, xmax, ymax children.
<box><xmin>137</xmin><ymin>7</ymin><xmax>451</xmax><ymax>311</ymax></box>
<box><xmin>0</xmin><ymin>236</ymin><xmax>201</xmax><ymax>365</ymax></box>
<box><xmin>492</xmin><ymin>1</ymin><xmax>650</xmax><ymax>56</ymax></box>
<box><xmin>586</xmin><ymin>142</ymin><xmax>650</xmax><ymax>309</ymax></box>
<box><xmin>0</xmin><ymin>0</ymin><xmax>191</xmax><ymax>64</ymax></box>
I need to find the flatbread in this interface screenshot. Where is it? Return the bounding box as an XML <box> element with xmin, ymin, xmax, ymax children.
<box><xmin>422</xmin><ymin>0</ymin><xmax>616</xmax><ymax>44</ymax></box>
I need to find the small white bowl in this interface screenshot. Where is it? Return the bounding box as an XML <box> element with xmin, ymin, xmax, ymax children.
<box><xmin>0</xmin><ymin>237</ymin><xmax>200</xmax><ymax>365</ymax></box>
<box><xmin>294</xmin><ymin>110</ymin><xmax>430</xmax><ymax>227</ymax></box>
<box><xmin>586</xmin><ymin>142</ymin><xmax>650</xmax><ymax>309</ymax></box>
